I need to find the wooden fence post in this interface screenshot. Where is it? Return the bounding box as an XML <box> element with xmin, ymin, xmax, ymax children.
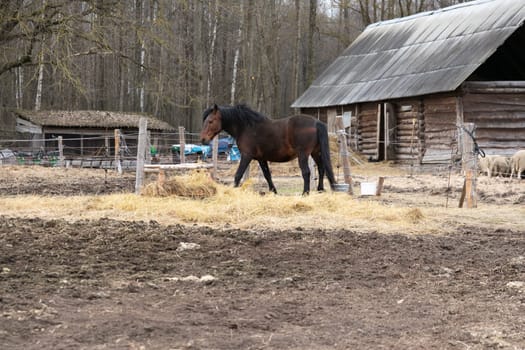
<box><xmin>335</xmin><ymin>115</ymin><xmax>353</xmax><ymax>195</ymax></box>
<box><xmin>458</xmin><ymin>122</ymin><xmax>477</xmax><ymax>208</ymax></box>
<box><xmin>135</xmin><ymin>118</ymin><xmax>148</xmax><ymax>195</ymax></box>
<box><xmin>57</xmin><ymin>136</ymin><xmax>64</xmax><ymax>167</ymax></box>
<box><xmin>114</xmin><ymin>129</ymin><xmax>121</xmax><ymax>174</ymax></box>
<box><xmin>104</xmin><ymin>136</ymin><xmax>109</xmax><ymax>157</ymax></box>
<box><xmin>178</xmin><ymin>126</ymin><xmax>186</xmax><ymax>164</ymax></box>
<box><xmin>212</xmin><ymin>135</ymin><xmax>219</xmax><ymax>179</ymax></box>
<box><xmin>308</xmin><ymin>156</ymin><xmax>316</xmax><ymax>191</ymax></box>
<box><xmin>146</xmin><ymin>130</ymin><xmax>152</xmax><ymax>164</ymax></box>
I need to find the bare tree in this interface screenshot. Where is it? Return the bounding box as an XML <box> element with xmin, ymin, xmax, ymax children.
<box><xmin>0</xmin><ymin>0</ymin><xmax>466</xmax><ymax>132</ymax></box>
<box><xmin>230</xmin><ymin>1</ymin><xmax>243</xmax><ymax>105</ymax></box>
<box><xmin>291</xmin><ymin>0</ymin><xmax>301</xmax><ymax>112</ymax></box>
<box><xmin>306</xmin><ymin>0</ymin><xmax>318</xmax><ymax>86</ymax></box>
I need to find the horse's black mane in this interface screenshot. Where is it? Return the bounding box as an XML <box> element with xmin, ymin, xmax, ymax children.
<box><xmin>203</xmin><ymin>104</ymin><xmax>269</xmax><ymax>128</ymax></box>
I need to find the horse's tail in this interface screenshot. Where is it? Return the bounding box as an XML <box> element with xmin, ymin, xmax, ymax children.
<box><xmin>316</xmin><ymin>121</ymin><xmax>336</xmax><ymax>189</ymax></box>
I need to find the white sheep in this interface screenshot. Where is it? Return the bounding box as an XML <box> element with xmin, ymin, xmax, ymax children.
<box><xmin>478</xmin><ymin>155</ymin><xmax>511</xmax><ymax>177</ymax></box>
<box><xmin>510</xmin><ymin>150</ymin><xmax>525</xmax><ymax>179</ymax></box>
<box><xmin>478</xmin><ymin>155</ymin><xmax>491</xmax><ymax>176</ymax></box>
<box><xmin>490</xmin><ymin>155</ymin><xmax>511</xmax><ymax>177</ymax></box>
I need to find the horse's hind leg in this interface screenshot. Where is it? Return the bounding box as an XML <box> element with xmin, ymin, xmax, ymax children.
<box><xmin>311</xmin><ymin>153</ymin><xmax>326</xmax><ymax>191</ymax></box>
<box><xmin>298</xmin><ymin>153</ymin><xmax>311</xmax><ymax>195</ymax></box>
<box><xmin>258</xmin><ymin>160</ymin><xmax>277</xmax><ymax>193</ymax></box>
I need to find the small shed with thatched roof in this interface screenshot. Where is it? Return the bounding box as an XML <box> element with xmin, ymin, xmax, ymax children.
<box><xmin>11</xmin><ymin>109</ymin><xmax>174</xmax><ymax>156</ymax></box>
<box><xmin>292</xmin><ymin>0</ymin><xmax>525</xmax><ymax>165</ymax></box>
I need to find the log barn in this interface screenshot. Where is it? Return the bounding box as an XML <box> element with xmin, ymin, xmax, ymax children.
<box><xmin>292</xmin><ymin>0</ymin><xmax>525</xmax><ymax>165</ymax></box>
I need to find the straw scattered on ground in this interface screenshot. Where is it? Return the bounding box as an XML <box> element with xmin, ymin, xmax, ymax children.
<box><xmin>141</xmin><ymin>171</ymin><xmax>217</xmax><ymax>199</ymax></box>
<box><xmin>1</xmin><ymin>169</ymin><xmax>523</xmax><ymax>235</ymax></box>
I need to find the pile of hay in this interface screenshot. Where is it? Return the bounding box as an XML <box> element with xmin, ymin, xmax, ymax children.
<box><xmin>141</xmin><ymin>171</ymin><xmax>217</xmax><ymax>199</ymax></box>
<box><xmin>329</xmin><ymin>134</ymin><xmax>367</xmax><ymax>167</ymax></box>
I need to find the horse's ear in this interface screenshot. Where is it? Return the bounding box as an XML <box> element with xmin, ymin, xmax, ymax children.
<box><xmin>213</xmin><ymin>104</ymin><xmax>218</xmax><ymax>113</ymax></box>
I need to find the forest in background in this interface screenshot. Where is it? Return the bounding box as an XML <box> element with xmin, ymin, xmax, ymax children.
<box><xmin>0</xmin><ymin>0</ymin><xmax>468</xmax><ymax>132</ymax></box>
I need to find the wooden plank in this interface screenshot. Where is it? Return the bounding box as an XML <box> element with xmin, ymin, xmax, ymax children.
<box><xmin>465</xmin><ymin>112</ymin><xmax>525</xmax><ymax>122</ymax></box>
<box><xmin>144</xmin><ymin>163</ymin><xmax>213</xmax><ymax>170</ymax></box>
<box><xmin>475</xmin><ymin>130</ymin><xmax>525</xmax><ymax>140</ymax></box>
<box><xmin>474</xmin><ymin>140</ymin><xmax>525</xmax><ymax>149</ymax></box>
<box><xmin>464</xmin><ymin>93</ymin><xmax>525</xmax><ymax>104</ymax></box>
<box><xmin>327</xmin><ymin>108</ymin><xmax>337</xmax><ymax>133</ymax></box>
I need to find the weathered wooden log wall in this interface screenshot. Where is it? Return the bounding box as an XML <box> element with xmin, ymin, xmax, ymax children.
<box><xmin>463</xmin><ymin>86</ymin><xmax>525</xmax><ymax>156</ymax></box>
<box><xmin>356</xmin><ymin>103</ymin><xmax>377</xmax><ymax>159</ymax></box>
<box><xmin>420</xmin><ymin>94</ymin><xmax>458</xmax><ymax>164</ymax></box>
<box><xmin>392</xmin><ymin>100</ymin><xmax>423</xmax><ymax>163</ymax></box>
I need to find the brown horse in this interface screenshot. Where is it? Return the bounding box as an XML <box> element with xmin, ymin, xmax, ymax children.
<box><xmin>200</xmin><ymin>104</ymin><xmax>336</xmax><ymax>195</ymax></box>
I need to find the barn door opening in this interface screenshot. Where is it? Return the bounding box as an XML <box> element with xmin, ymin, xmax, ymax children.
<box><xmin>376</xmin><ymin>103</ymin><xmax>396</xmax><ymax>161</ymax></box>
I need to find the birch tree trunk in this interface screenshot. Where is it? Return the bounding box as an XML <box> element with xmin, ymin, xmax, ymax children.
<box><xmin>291</xmin><ymin>0</ymin><xmax>301</xmax><ymax>112</ymax></box>
<box><xmin>206</xmin><ymin>0</ymin><xmax>218</xmax><ymax>106</ymax></box>
<box><xmin>15</xmin><ymin>65</ymin><xmax>23</xmax><ymax>109</ymax></box>
<box><xmin>118</xmin><ymin>25</ymin><xmax>125</xmax><ymax>112</ymax></box>
<box><xmin>34</xmin><ymin>50</ymin><xmax>45</xmax><ymax>111</ymax></box>
<box><xmin>230</xmin><ymin>2</ymin><xmax>243</xmax><ymax>105</ymax></box>
<box><xmin>34</xmin><ymin>0</ymin><xmax>47</xmax><ymax>111</ymax></box>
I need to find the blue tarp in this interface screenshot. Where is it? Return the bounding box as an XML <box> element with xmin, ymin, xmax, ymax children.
<box><xmin>228</xmin><ymin>145</ymin><xmax>240</xmax><ymax>161</ymax></box>
<box><xmin>171</xmin><ymin>137</ymin><xmax>239</xmax><ymax>161</ymax></box>
<box><xmin>171</xmin><ymin>144</ymin><xmax>211</xmax><ymax>157</ymax></box>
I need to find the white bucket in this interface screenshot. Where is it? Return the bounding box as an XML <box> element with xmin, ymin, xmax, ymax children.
<box><xmin>360</xmin><ymin>182</ymin><xmax>377</xmax><ymax>196</ymax></box>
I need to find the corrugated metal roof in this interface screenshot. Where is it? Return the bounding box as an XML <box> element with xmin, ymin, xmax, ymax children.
<box><xmin>14</xmin><ymin>110</ymin><xmax>174</xmax><ymax>131</ymax></box>
<box><xmin>292</xmin><ymin>0</ymin><xmax>525</xmax><ymax>108</ymax></box>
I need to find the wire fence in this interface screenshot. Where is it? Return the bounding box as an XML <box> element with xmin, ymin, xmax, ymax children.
<box><xmin>0</xmin><ymin>123</ymin><xmax>497</xmax><ymax>184</ymax></box>
<box><xmin>0</xmin><ymin>130</ymin><xmax>231</xmax><ymax>169</ymax></box>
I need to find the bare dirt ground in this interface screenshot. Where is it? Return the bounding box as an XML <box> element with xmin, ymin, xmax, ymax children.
<box><xmin>1</xmin><ymin>164</ymin><xmax>525</xmax><ymax>349</ymax></box>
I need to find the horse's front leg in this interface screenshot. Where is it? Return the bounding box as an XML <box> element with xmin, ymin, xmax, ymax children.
<box><xmin>258</xmin><ymin>160</ymin><xmax>277</xmax><ymax>194</ymax></box>
<box><xmin>298</xmin><ymin>153</ymin><xmax>311</xmax><ymax>195</ymax></box>
<box><xmin>234</xmin><ymin>155</ymin><xmax>252</xmax><ymax>187</ymax></box>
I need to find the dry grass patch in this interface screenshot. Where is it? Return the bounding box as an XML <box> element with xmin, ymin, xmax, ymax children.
<box><xmin>1</xmin><ymin>168</ymin><xmax>524</xmax><ymax>235</ymax></box>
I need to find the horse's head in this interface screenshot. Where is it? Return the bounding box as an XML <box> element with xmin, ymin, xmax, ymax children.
<box><xmin>200</xmin><ymin>104</ymin><xmax>222</xmax><ymax>145</ymax></box>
